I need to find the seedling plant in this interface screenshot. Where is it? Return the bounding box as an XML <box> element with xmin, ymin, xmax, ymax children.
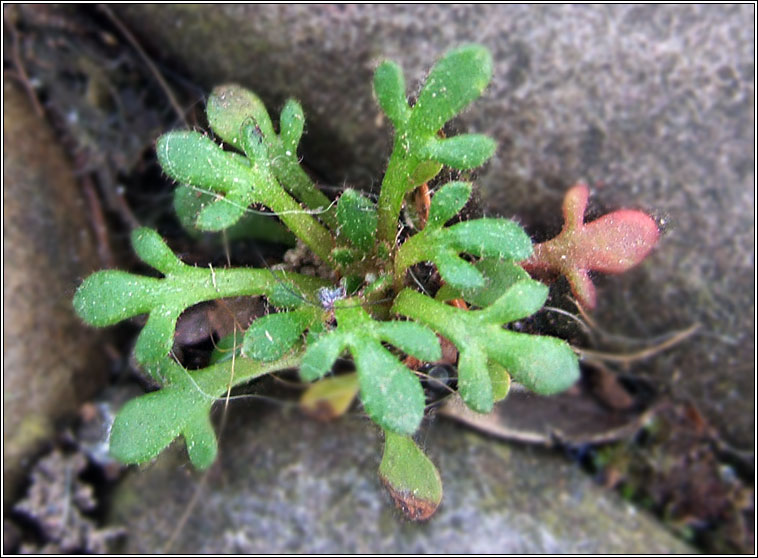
<box><xmin>74</xmin><ymin>44</ymin><xmax>658</xmax><ymax>520</ymax></box>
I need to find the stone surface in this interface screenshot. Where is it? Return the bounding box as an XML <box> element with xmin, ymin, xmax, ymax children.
<box><xmin>114</xmin><ymin>4</ymin><xmax>754</xmax><ymax>447</ymax></box>
<box><xmin>110</xmin><ymin>405</ymin><xmax>693</xmax><ymax>553</ymax></box>
<box><xmin>3</xmin><ymin>81</ymin><xmax>106</xmax><ymax>502</ymax></box>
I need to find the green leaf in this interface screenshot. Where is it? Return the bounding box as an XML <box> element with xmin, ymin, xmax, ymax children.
<box><xmin>183</xmin><ymin>411</ymin><xmax>218</xmax><ymax>470</ymax></box>
<box><xmin>444</xmin><ymin>218</ymin><xmax>533</xmax><ymax>260</ymax></box>
<box><xmin>336</xmin><ymin>189</ymin><xmax>378</xmax><ymax>253</ymax></box>
<box><xmin>374</xmin><ymin>60</ymin><xmax>410</xmax><ymax>125</ymax></box>
<box><xmin>478</xmin><ymin>277</ymin><xmax>548</xmax><ymax>325</ymax></box>
<box><xmin>427</xmin><ymin>181</ymin><xmax>472</xmax><ymax>229</ymax></box>
<box><xmin>331</xmin><ymin>246</ymin><xmax>359</xmax><ymax>266</ymax></box>
<box><xmin>132</xmin><ymin>228</ymin><xmax>185</xmax><ymax>275</ymax></box>
<box><xmin>206</xmin><ymin>84</ymin><xmax>276</xmax><ymax>148</ymax></box>
<box><xmin>434</xmin><ymin>249</ymin><xmax>484</xmax><ymax>289</ymax></box>
<box><xmin>157</xmin><ymin>131</ymin><xmax>258</xmax><ymax>231</ymax></box>
<box><xmin>421</xmin><ymin>134</ymin><xmax>496</xmax><ymax>170</ymax></box>
<box><xmin>464</xmin><ymin>259</ymin><xmax>531</xmax><ymax>306</ymax></box>
<box><xmin>74</xmin><ymin>271</ymin><xmax>160</xmax><ymax>326</ymax></box>
<box><xmin>195</xmin><ymin>191</ymin><xmax>249</xmax><ymax>231</ymax></box>
<box><xmin>109</xmin><ymin>389</ymin><xmax>188</xmax><ymax>465</ymax></box>
<box><xmin>239</xmin><ymin>120</ymin><xmax>272</xmax><ymax>166</ymax></box>
<box><xmin>157</xmin><ymin>131</ymin><xmax>253</xmax><ymax>195</ymax></box>
<box><xmin>374</xmin><ymin>321</ymin><xmax>442</xmax><ymax>362</ymax></box>
<box><xmin>409</xmin><ymin>44</ymin><xmax>493</xmax><ymax>135</ymax></box>
<box><xmin>352</xmin><ymin>337</ymin><xmax>425</xmax><ymax>435</ymax></box>
<box><xmin>267</xmin><ymin>280</ymin><xmax>313</xmax><ymax>309</ymax></box>
<box><xmin>457</xmin><ymin>346</ymin><xmax>493</xmax><ymax>413</ymax></box>
<box><xmin>396</xmin><ymin>214</ymin><xmax>532</xmax><ymax>292</ymax></box>
<box><xmin>375</xmin><ymin>45</ymin><xmax>495</xmax><ymax>244</ymax></box>
<box><xmin>209</xmin><ymin>332</ymin><xmax>241</xmax><ymax>364</ymax></box>
<box><xmin>173</xmin><ymin>184</ymin><xmax>207</xmax><ymax>235</ymax></box>
<box><xmin>208</xmin><ymin>86</ymin><xmax>337</xmax><ymax>231</ymax></box>
<box><xmin>435</xmin><ymin>258</ymin><xmax>532</xmax><ymax>307</ymax></box>
<box><xmin>486</xmin><ymin>331</ymin><xmax>579</xmax><ymax>395</ymax></box>
<box><xmin>74</xmin><ymin>228</ymin><xmax>328</xmax><ymax>367</ymax></box>
<box><xmin>300</xmin><ymin>333</ymin><xmax>348</xmax><ymax>381</ymax></box>
<box><xmin>109</xmin><ymin>365</ymin><xmax>214</xmax><ymax>468</ymax></box>
<box><xmin>242</xmin><ymin>307</ymin><xmax>321</xmax><ymax>362</ymax></box>
<box><xmin>133</xmin><ymin>306</ymin><xmax>182</xmax><ymax>365</ymax></box>
<box><xmin>379</xmin><ymin>431</ymin><xmax>442</xmax><ymax>521</ymax></box>
<box><xmin>279</xmin><ymin>99</ymin><xmax>305</xmax><ymax>151</ymax></box>
<box><xmin>109</xmin><ymin>353</ymin><xmax>302</xmax><ymax>471</ymax></box>
<box><xmin>393</xmin><ymin>289</ymin><xmax>580</xmax><ymax>407</ymax></box>
<box><xmin>173</xmin><ymin>185</ymin><xmax>295</xmax><ymax>244</ymax></box>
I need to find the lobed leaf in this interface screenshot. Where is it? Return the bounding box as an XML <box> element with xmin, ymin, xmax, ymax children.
<box><xmin>478</xmin><ymin>278</ymin><xmax>549</xmax><ymax>325</ymax></box>
<box><xmin>396</xmin><ymin>214</ymin><xmax>532</xmax><ymax>291</ymax></box>
<box><xmin>109</xmin><ymin>355</ymin><xmax>303</xmax><ymax>470</ymax></box>
<box><xmin>487</xmin><ymin>331</ymin><xmax>579</xmax><ymax>395</ymax></box>
<box><xmin>195</xmin><ymin>191</ymin><xmax>249</xmax><ymax>231</ymax></box>
<box><xmin>206</xmin><ymin>85</ymin><xmax>337</xmax><ymax>230</ymax></box>
<box><xmin>133</xmin><ymin>306</ymin><xmax>183</xmax><ymax>367</ymax></box>
<box><xmin>393</xmin><ymin>288</ymin><xmax>580</xmax><ymax>411</ymax></box>
<box><xmin>299</xmin><ymin>304</ymin><xmax>439</xmax><ymax>435</ymax></box>
<box><xmin>173</xmin><ymin>185</ymin><xmax>295</xmax><ymax>245</ymax></box>
<box><xmin>409</xmin><ymin>44</ymin><xmax>493</xmax><ymax>135</ymax></box>
<box><xmin>183</xmin><ymin>411</ymin><xmax>219</xmax><ymax>470</ymax></box>
<box><xmin>109</xmin><ymin>362</ymin><xmax>215</xmax><ymax>469</ymax></box>
<box><xmin>74</xmin><ymin>228</ymin><xmax>327</xmax><ymax>367</ymax></box>
<box><xmin>522</xmin><ymin>183</ymin><xmax>660</xmax><ymax>309</ymax></box>
<box><xmin>375</xmin><ymin>44</ymin><xmax>495</xmax><ymax>243</ymax></box>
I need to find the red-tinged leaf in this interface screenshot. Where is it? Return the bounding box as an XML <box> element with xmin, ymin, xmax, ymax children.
<box><xmin>562</xmin><ymin>182</ymin><xmax>589</xmax><ymax>231</ymax></box>
<box><xmin>522</xmin><ymin>182</ymin><xmax>659</xmax><ymax>309</ymax></box>
<box><xmin>578</xmin><ymin>209</ymin><xmax>660</xmax><ymax>273</ymax></box>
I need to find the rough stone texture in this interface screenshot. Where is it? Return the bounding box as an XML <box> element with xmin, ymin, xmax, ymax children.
<box><xmin>3</xmin><ymin>81</ymin><xmax>106</xmax><ymax>502</ymax></box>
<box><xmin>110</xmin><ymin>406</ymin><xmax>693</xmax><ymax>553</ymax></box>
<box><xmin>115</xmin><ymin>4</ymin><xmax>754</xmax><ymax>447</ymax></box>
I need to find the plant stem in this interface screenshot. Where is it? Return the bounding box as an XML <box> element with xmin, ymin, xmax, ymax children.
<box><xmin>392</xmin><ymin>229</ymin><xmax>429</xmax><ymax>287</ymax></box>
<box><xmin>393</xmin><ymin>288</ymin><xmax>466</xmax><ymax>343</ymax></box>
<box><xmin>255</xmin><ymin>176</ymin><xmax>335</xmax><ymax>264</ymax></box>
<box><xmin>193</xmin><ymin>353</ymin><xmax>303</xmax><ymax>396</ymax></box>
<box><xmin>170</xmin><ymin>267</ymin><xmax>329</xmax><ymax>309</ymax></box>
<box><xmin>377</xmin><ymin>148</ymin><xmax>417</xmax><ymax>244</ymax></box>
<box><xmin>271</xmin><ymin>152</ymin><xmax>338</xmax><ymax>230</ymax></box>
